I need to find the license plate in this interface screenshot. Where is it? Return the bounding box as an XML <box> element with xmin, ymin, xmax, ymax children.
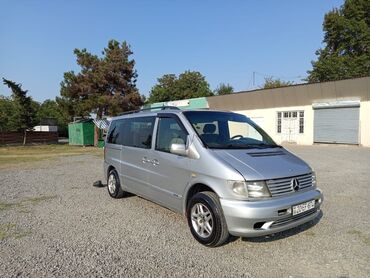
<box><xmin>292</xmin><ymin>200</ymin><xmax>315</xmax><ymax>216</ymax></box>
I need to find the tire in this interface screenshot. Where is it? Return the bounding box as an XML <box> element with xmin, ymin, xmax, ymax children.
<box><xmin>107</xmin><ymin>169</ymin><xmax>125</xmax><ymax>198</ymax></box>
<box><xmin>187</xmin><ymin>191</ymin><xmax>229</xmax><ymax>247</ymax></box>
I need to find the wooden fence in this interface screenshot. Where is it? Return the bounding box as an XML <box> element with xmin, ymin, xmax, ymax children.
<box><xmin>0</xmin><ymin>131</ymin><xmax>58</xmax><ymax>145</ymax></box>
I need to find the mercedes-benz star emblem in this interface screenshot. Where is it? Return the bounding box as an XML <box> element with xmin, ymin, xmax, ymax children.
<box><xmin>291</xmin><ymin>178</ymin><xmax>300</xmax><ymax>191</ymax></box>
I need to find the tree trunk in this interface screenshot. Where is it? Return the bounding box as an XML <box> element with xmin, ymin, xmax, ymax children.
<box><xmin>23</xmin><ymin>130</ymin><xmax>27</xmax><ymax>145</ymax></box>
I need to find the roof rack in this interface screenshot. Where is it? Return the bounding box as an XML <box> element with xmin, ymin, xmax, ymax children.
<box><xmin>118</xmin><ymin>106</ymin><xmax>180</xmax><ymax>116</ymax></box>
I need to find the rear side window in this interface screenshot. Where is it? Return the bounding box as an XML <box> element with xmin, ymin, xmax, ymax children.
<box><xmin>126</xmin><ymin>117</ymin><xmax>155</xmax><ymax>148</ymax></box>
<box><xmin>107</xmin><ymin>117</ymin><xmax>155</xmax><ymax>148</ymax></box>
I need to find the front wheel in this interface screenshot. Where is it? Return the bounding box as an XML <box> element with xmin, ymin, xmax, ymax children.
<box><xmin>187</xmin><ymin>191</ymin><xmax>229</xmax><ymax>247</ymax></box>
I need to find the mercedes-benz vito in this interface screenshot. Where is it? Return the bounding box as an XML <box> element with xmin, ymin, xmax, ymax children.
<box><xmin>104</xmin><ymin>107</ymin><xmax>323</xmax><ymax>247</ymax></box>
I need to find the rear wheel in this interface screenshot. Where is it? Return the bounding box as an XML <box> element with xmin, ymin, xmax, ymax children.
<box><xmin>187</xmin><ymin>191</ymin><xmax>229</xmax><ymax>247</ymax></box>
<box><xmin>107</xmin><ymin>169</ymin><xmax>125</xmax><ymax>198</ymax></box>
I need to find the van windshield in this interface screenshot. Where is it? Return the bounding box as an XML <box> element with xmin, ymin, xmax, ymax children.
<box><xmin>183</xmin><ymin>111</ymin><xmax>278</xmax><ymax>149</ymax></box>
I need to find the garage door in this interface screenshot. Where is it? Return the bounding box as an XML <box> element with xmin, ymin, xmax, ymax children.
<box><xmin>314</xmin><ymin>105</ymin><xmax>360</xmax><ymax>144</ymax></box>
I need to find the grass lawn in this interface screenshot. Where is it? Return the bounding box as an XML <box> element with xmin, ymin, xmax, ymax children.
<box><xmin>0</xmin><ymin>144</ymin><xmax>103</xmax><ymax>169</ymax></box>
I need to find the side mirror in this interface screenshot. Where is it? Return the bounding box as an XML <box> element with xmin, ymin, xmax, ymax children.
<box><xmin>170</xmin><ymin>143</ymin><xmax>187</xmax><ymax>156</ymax></box>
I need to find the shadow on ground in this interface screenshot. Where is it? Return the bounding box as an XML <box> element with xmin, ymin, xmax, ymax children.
<box><xmin>93</xmin><ymin>180</ymin><xmax>135</xmax><ymax>197</ymax></box>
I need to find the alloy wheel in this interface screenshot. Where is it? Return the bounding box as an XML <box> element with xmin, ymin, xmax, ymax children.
<box><xmin>190</xmin><ymin>203</ymin><xmax>213</xmax><ymax>238</ymax></box>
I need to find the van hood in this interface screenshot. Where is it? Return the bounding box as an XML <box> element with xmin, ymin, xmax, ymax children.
<box><xmin>212</xmin><ymin>148</ymin><xmax>311</xmax><ymax>180</ymax></box>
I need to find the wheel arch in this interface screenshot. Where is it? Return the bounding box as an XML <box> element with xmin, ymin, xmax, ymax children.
<box><xmin>107</xmin><ymin>165</ymin><xmax>116</xmax><ymax>177</ymax></box>
<box><xmin>183</xmin><ymin>183</ymin><xmax>218</xmax><ymax>215</ymax></box>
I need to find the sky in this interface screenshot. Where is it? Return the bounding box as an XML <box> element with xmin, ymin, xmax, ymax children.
<box><xmin>0</xmin><ymin>0</ymin><xmax>344</xmax><ymax>102</ymax></box>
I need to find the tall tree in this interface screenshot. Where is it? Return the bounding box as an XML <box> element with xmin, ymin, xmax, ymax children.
<box><xmin>307</xmin><ymin>0</ymin><xmax>370</xmax><ymax>82</ymax></box>
<box><xmin>60</xmin><ymin>40</ymin><xmax>143</xmax><ymax>119</ymax></box>
<box><xmin>147</xmin><ymin>70</ymin><xmax>213</xmax><ymax>103</ymax></box>
<box><xmin>146</xmin><ymin>74</ymin><xmax>177</xmax><ymax>103</ymax></box>
<box><xmin>0</xmin><ymin>96</ymin><xmax>20</xmax><ymax>132</ymax></box>
<box><xmin>261</xmin><ymin>77</ymin><xmax>294</xmax><ymax>89</ymax></box>
<box><xmin>214</xmin><ymin>83</ymin><xmax>234</xmax><ymax>95</ymax></box>
<box><xmin>2</xmin><ymin>78</ymin><xmax>38</xmax><ymax>144</ymax></box>
<box><xmin>175</xmin><ymin>71</ymin><xmax>213</xmax><ymax>100</ymax></box>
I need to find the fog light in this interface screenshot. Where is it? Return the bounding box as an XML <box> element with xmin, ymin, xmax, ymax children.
<box><xmin>318</xmin><ymin>198</ymin><xmax>322</xmax><ymax>204</ymax></box>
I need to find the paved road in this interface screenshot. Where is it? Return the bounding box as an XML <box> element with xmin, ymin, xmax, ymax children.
<box><xmin>0</xmin><ymin>145</ymin><xmax>369</xmax><ymax>277</ymax></box>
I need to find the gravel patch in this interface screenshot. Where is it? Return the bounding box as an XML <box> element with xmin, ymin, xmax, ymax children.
<box><xmin>0</xmin><ymin>146</ymin><xmax>369</xmax><ymax>277</ymax></box>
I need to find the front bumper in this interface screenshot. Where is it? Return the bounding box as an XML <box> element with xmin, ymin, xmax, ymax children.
<box><xmin>220</xmin><ymin>189</ymin><xmax>323</xmax><ymax>237</ymax></box>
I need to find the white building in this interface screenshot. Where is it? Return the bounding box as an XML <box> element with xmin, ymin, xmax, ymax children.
<box><xmin>33</xmin><ymin>125</ymin><xmax>58</xmax><ymax>132</ymax></box>
<box><xmin>33</xmin><ymin>118</ymin><xmax>58</xmax><ymax>132</ymax></box>
<box><xmin>207</xmin><ymin>76</ymin><xmax>370</xmax><ymax>147</ymax></box>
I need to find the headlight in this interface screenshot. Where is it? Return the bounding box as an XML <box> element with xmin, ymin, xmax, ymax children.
<box><xmin>312</xmin><ymin>171</ymin><xmax>317</xmax><ymax>187</ymax></box>
<box><xmin>228</xmin><ymin>180</ymin><xmax>271</xmax><ymax>198</ymax></box>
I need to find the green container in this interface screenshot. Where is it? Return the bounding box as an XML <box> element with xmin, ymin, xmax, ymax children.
<box><xmin>97</xmin><ymin>139</ymin><xmax>105</xmax><ymax>148</ymax></box>
<box><xmin>68</xmin><ymin>120</ymin><xmax>95</xmax><ymax>146</ymax></box>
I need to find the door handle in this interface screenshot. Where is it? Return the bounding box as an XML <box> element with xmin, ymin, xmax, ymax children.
<box><xmin>142</xmin><ymin>157</ymin><xmax>149</xmax><ymax>163</ymax></box>
<box><xmin>152</xmin><ymin>159</ymin><xmax>159</xmax><ymax>166</ymax></box>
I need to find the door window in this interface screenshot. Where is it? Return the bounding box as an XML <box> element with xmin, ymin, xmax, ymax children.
<box><xmin>110</xmin><ymin>116</ymin><xmax>155</xmax><ymax>148</ymax></box>
<box><xmin>156</xmin><ymin>117</ymin><xmax>188</xmax><ymax>153</ymax></box>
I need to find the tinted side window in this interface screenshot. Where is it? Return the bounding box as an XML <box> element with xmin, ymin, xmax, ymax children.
<box><xmin>156</xmin><ymin>117</ymin><xmax>188</xmax><ymax>153</ymax></box>
<box><xmin>107</xmin><ymin>120</ymin><xmax>127</xmax><ymax>145</ymax></box>
<box><xmin>107</xmin><ymin>120</ymin><xmax>118</xmax><ymax>144</ymax></box>
<box><xmin>121</xmin><ymin>117</ymin><xmax>155</xmax><ymax>149</ymax></box>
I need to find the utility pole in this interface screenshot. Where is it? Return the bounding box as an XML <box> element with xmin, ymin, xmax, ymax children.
<box><xmin>253</xmin><ymin>71</ymin><xmax>255</xmax><ymax>87</ymax></box>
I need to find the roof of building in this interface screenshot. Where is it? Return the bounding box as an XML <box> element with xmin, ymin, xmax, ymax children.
<box><xmin>206</xmin><ymin>76</ymin><xmax>370</xmax><ymax>111</ymax></box>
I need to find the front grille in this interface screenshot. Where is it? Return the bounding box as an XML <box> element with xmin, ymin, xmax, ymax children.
<box><xmin>271</xmin><ymin>208</ymin><xmax>317</xmax><ymax>228</ymax></box>
<box><xmin>267</xmin><ymin>173</ymin><xmax>314</xmax><ymax>197</ymax></box>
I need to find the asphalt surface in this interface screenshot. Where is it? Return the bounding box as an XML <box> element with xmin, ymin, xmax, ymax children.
<box><xmin>0</xmin><ymin>145</ymin><xmax>369</xmax><ymax>277</ymax></box>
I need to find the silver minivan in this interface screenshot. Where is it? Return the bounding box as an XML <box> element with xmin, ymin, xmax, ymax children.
<box><xmin>104</xmin><ymin>107</ymin><xmax>323</xmax><ymax>247</ymax></box>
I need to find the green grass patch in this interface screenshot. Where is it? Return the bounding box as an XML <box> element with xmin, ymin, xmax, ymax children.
<box><xmin>0</xmin><ymin>223</ymin><xmax>15</xmax><ymax>240</ymax></box>
<box><xmin>348</xmin><ymin>230</ymin><xmax>370</xmax><ymax>246</ymax></box>
<box><xmin>0</xmin><ymin>223</ymin><xmax>31</xmax><ymax>241</ymax></box>
<box><xmin>26</xmin><ymin>195</ymin><xmax>57</xmax><ymax>204</ymax></box>
<box><xmin>0</xmin><ymin>195</ymin><xmax>55</xmax><ymax>240</ymax></box>
<box><xmin>0</xmin><ymin>202</ymin><xmax>16</xmax><ymax>212</ymax></box>
<box><xmin>0</xmin><ymin>144</ymin><xmax>100</xmax><ymax>155</ymax></box>
<box><xmin>0</xmin><ymin>195</ymin><xmax>57</xmax><ymax>213</ymax></box>
<box><xmin>0</xmin><ymin>144</ymin><xmax>102</xmax><ymax>168</ymax></box>
<box><xmin>0</xmin><ymin>156</ymin><xmax>52</xmax><ymax>168</ymax></box>
<box><xmin>304</xmin><ymin>230</ymin><xmax>316</xmax><ymax>237</ymax></box>
<box><xmin>348</xmin><ymin>230</ymin><xmax>361</xmax><ymax>236</ymax></box>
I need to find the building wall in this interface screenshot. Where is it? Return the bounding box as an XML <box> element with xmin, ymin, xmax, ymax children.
<box><xmin>360</xmin><ymin>101</ymin><xmax>370</xmax><ymax>146</ymax></box>
<box><xmin>235</xmin><ymin>105</ymin><xmax>314</xmax><ymax>145</ymax></box>
<box><xmin>207</xmin><ymin>76</ymin><xmax>370</xmax><ymax>147</ymax></box>
<box><xmin>234</xmin><ymin>101</ymin><xmax>370</xmax><ymax>147</ymax></box>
